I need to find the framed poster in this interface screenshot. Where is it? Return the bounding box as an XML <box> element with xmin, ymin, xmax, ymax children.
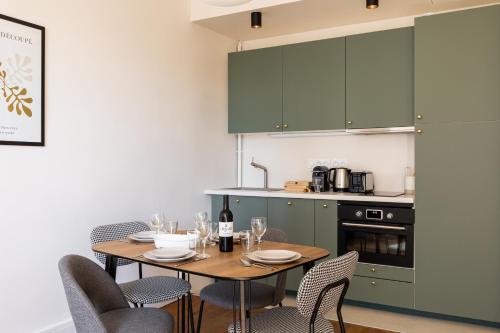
<box><xmin>0</xmin><ymin>14</ymin><xmax>44</xmax><ymax>146</ymax></box>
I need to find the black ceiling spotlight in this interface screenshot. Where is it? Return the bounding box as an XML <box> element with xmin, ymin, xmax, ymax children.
<box><xmin>251</xmin><ymin>11</ymin><xmax>262</xmax><ymax>29</ymax></box>
<box><xmin>366</xmin><ymin>0</ymin><xmax>379</xmax><ymax>9</ymax></box>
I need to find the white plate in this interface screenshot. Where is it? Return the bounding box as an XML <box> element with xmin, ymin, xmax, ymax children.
<box><xmin>143</xmin><ymin>250</ymin><xmax>197</xmax><ymax>263</ymax></box>
<box><xmin>131</xmin><ymin>231</ymin><xmax>156</xmax><ymax>239</ymax></box>
<box><xmin>129</xmin><ymin>235</ymin><xmax>155</xmax><ymax>243</ymax></box>
<box><xmin>246</xmin><ymin>252</ymin><xmax>302</xmax><ymax>264</ymax></box>
<box><xmin>151</xmin><ymin>248</ymin><xmax>191</xmax><ymax>259</ymax></box>
<box><xmin>253</xmin><ymin>250</ymin><xmax>298</xmax><ymax>261</ymax></box>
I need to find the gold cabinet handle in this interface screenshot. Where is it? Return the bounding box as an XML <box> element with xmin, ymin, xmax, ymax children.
<box><xmin>347</xmin><ymin>121</ymin><xmax>352</xmax><ymax>125</ymax></box>
<box><xmin>235</xmin><ymin>199</ymin><xmax>240</xmax><ymax>203</ymax></box>
<box><xmin>416</xmin><ymin>114</ymin><xmax>423</xmax><ymax>120</ymax></box>
<box><xmin>283</xmin><ymin>124</ymin><xmax>288</xmax><ymax>128</ymax></box>
<box><xmin>416</xmin><ymin>129</ymin><xmax>423</xmax><ymax>134</ymax></box>
<box><xmin>287</xmin><ymin>201</ymin><xmax>292</xmax><ymax>206</ymax></box>
<box><xmin>323</xmin><ymin>204</ymin><xmax>328</xmax><ymax>208</ymax></box>
<box><xmin>371</xmin><ymin>281</ymin><xmax>376</xmax><ymax>286</ymax></box>
<box><xmin>275</xmin><ymin>124</ymin><xmax>281</xmax><ymax>129</ymax></box>
<box><xmin>370</xmin><ymin>268</ymin><xmax>376</xmax><ymax>273</ymax></box>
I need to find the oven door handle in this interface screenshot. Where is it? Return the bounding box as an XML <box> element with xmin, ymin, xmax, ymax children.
<box><xmin>341</xmin><ymin>222</ymin><xmax>406</xmax><ymax>231</ymax></box>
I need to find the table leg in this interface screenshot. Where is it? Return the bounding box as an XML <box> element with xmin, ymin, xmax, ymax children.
<box><xmin>239</xmin><ymin>280</ymin><xmax>246</xmax><ymax>333</ymax></box>
<box><xmin>181</xmin><ymin>272</ymin><xmax>186</xmax><ymax>333</ymax></box>
<box><xmin>104</xmin><ymin>255</ymin><xmax>117</xmax><ymax>280</ymax></box>
<box><xmin>303</xmin><ymin>261</ymin><xmax>315</xmax><ymax>275</ymax></box>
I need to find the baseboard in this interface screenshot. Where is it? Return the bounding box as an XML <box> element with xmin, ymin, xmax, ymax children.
<box><xmin>33</xmin><ymin>318</ymin><xmax>75</xmax><ymax>333</ymax></box>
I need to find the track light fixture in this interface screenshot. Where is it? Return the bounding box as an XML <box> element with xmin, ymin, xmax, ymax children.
<box><xmin>366</xmin><ymin>0</ymin><xmax>379</xmax><ymax>9</ymax></box>
<box><xmin>251</xmin><ymin>11</ymin><xmax>262</xmax><ymax>29</ymax></box>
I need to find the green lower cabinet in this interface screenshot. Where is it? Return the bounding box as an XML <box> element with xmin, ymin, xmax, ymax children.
<box><xmin>415</xmin><ymin>121</ymin><xmax>500</xmax><ymax>323</ymax></box>
<box><xmin>347</xmin><ymin>276</ymin><xmax>414</xmax><ymax>309</ymax></box>
<box><xmin>268</xmin><ymin>198</ymin><xmax>315</xmax><ymax>292</ymax></box>
<box><xmin>355</xmin><ymin>263</ymin><xmax>414</xmax><ymax>283</ymax></box>
<box><xmin>314</xmin><ymin>200</ymin><xmax>337</xmax><ymax>260</ymax></box>
<box><xmin>210</xmin><ymin>196</ymin><xmax>267</xmax><ymax>231</ymax></box>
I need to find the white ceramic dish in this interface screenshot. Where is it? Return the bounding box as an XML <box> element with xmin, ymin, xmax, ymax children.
<box><xmin>246</xmin><ymin>252</ymin><xmax>301</xmax><ymax>264</ymax></box>
<box><xmin>154</xmin><ymin>234</ymin><xmax>190</xmax><ymax>249</ymax></box>
<box><xmin>253</xmin><ymin>250</ymin><xmax>298</xmax><ymax>261</ymax></box>
<box><xmin>129</xmin><ymin>235</ymin><xmax>155</xmax><ymax>243</ymax></box>
<box><xmin>143</xmin><ymin>250</ymin><xmax>197</xmax><ymax>263</ymax></box>
<box><xmin>132</xmin><ymin>231</ymin><xmax>157</xmax><ymax>239</ymax></box>
<box><xmin>151</xmin><ymin>248</ymin><xmax>192</xmax><ymax>259</ymax></box>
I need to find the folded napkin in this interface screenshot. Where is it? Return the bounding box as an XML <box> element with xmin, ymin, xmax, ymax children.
<box><xmin>154</xmin><ymin>234</ymin><xmax>190</xmax><ymax>249</ymax></box>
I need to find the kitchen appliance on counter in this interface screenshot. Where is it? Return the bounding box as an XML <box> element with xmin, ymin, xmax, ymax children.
<box><xmin>329</xmin><ymin>167</ymin><xmax>351</xmax><ymax>192</ymax></box>
<box><xmin>349</xmin><ymin>171</ymin><xmax>374</xmax><ymax>194</ymax></box>
<box><xmin>311</xmin><ymin>166</ymin><xmax>330</xmax><ymax>192</ymax></box>
<box><xmin>337</xmin><ymin>201</ymin><xmax>415</xmax><ymax>268</ymax></box>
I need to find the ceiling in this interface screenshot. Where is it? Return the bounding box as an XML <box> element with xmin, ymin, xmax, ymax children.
<box><xmin>193</xmin><ymin>0</ymin><xmax>500</xmax><ymax>40</ymax></box>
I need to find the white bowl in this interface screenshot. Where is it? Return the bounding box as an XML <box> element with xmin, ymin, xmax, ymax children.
<box><xmin>154</xmin><ymin>234</ymin><xmax>189</xmax><ymax>249</ymax></box>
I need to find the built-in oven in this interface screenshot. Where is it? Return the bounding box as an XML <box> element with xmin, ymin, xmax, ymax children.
<box><xmin>338</xmin><ymin>201</ymin><xmax>414</xmax><ymax>268</ymax></box>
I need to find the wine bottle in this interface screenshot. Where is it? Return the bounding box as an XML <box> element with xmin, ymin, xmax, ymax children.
<box><xmin>219</xmin><ymin>195</ymin><xmax>233</xmax><ymax>252</ymax></box>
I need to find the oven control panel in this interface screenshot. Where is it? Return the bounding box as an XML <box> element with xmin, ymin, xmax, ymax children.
<box><xmin>338</xmin><ymin>202</ymin><xmax>415</xmax><ymax>225</ymax></box>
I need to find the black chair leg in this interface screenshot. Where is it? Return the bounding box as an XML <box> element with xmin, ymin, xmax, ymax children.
<box><xmin>188</xmin><ymin>293</ymin><xmax>195</xmax><ymax>333</ymax></box>
<box><xmin>177</xmin><ymin>298</ymin><xmax>180</xmax><ymax>333</ymax></box>
<box><xmin>196</xmin><ymin>300</ymin><xmax>205</xmax><ymax>333</ymax></box>
<box><xmin>133</xmin><ymin>303</ymin><xmax>138</xmax><ymax>308</ymax></box>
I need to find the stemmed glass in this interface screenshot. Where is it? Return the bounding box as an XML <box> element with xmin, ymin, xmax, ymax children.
<box><xmin>195</xmin><ymin>220</ymin><xmax>211</xmax><ymax>259</ymax></box>
<box><xmin>251</xmin><ymin>217</ymin><xmax>267</xmax><ymax>250</ymax></box>
<box><xmin>194</xmin><ymin>211</ymin><xmax>208</xmax><ymax>223</ymax></box>
<box><xmin>150</xmin><ymin>213</ymin><xmax>165</xmax><ymax>234</ymax></box>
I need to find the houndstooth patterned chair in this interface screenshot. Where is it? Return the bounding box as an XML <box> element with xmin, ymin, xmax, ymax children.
<box><xmin>197</xmin><ymin>228</ymin><xmax>289</xmax><ymax>333</ymax></box>
<box><xmin>227</xmin><ymin>251</ymin><xmax>359</xmax><ymax>333</ymax></box>
<box><xmin>90</xmin><ymin>222</ymin><xmax>191</xmax><ymax>307</ymax></box>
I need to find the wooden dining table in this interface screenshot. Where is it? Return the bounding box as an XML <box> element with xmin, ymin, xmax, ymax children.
<box><xmin>93</xmin><ymin>239</ymin><xmax>329</xmax><ymax>333</ymax></box>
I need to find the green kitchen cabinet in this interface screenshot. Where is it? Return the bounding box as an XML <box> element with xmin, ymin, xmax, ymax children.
<box><xmin>414</xmin><ymin>121</ymin><xmax>500</xmax><ymax>322</ymax></box>
<box><xmin>415</xmin><ymin>5</ymin><xmax>500</xmax><ymax>124</ymax></box>
<box><xmin>228</xmin><ymin>47</ymin><xmax>283</xmax><ymax>133</ymax></box>
<box><xmin>268</xmin><ymin>198</ymin><xmax>315</xmax><ymax>292</ymax></box>
<box><xmin>314</xmin><ymin>200</ymin><xmax>337</xmax><ymax>259</ymax></box>
<box><xmin>283</xmin><ymin>38</ymin><xmax>345</xmax><ymax>131</ymax></box>
<box><xmin>210</xmin><ymin>196</ymin><xmax>267</xmax><ymax>231</ymax></box>
<box><xmin>347</xmin><ymin>276</ymin><xmax>414</xmax><ymax>309</ymax></box>
<box><xmin>346</xmin><ymin>27</ymin><xmax>414</xmax><ymax>129</ymax></box>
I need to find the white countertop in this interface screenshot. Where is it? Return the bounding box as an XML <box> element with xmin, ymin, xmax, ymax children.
<box><xmin>204</xmin><ymin>188</ymin><xmax>414</xmax><ymax>204</ymax></box>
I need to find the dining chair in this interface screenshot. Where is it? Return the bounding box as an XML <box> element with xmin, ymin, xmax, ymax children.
<box><xmin>59</xmin><ymin>254</ymin><xmax>174</xmax><ymax>333</ymax></box>
<box><xmin>196</xmin><ymin>228</ymin><xmax>289</xmax><ymax>333</ymax></box>
<box><xmin>227</xmin><ymin>251</ymin><xmax>359</xmax><ymax>333</ymax></box>
<box><xmin>90</xmin><ymin>222</ymin><xmax>193</xmax><ymax>331</ymax></box>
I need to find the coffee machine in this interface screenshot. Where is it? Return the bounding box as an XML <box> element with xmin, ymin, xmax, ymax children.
<box><xmin>311</xmin><ymin>166</ymin><xmax>330</xmax><ymax>192</ymax></box>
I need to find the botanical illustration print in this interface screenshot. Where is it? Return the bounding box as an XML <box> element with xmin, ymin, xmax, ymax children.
<box><xmin>0</xmin><ymin>54</ymin><xmax>33</xmax><ymax>118</ymax></box>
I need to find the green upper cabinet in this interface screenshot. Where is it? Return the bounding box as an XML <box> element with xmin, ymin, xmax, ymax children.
<box><xmin>228</xmin><ymin>47</ymin><xmax>283</xmax><ymax>133</ymax></box>
<box><xmin>283</xmin><ymin>38</ymin><xmax>346</xmax><ymax>131</ymax></box>
<box><xmin>415</xmin><ymin>5</ymin><xmax>500</xmax><ymax>124</ymax></box>
<box><xmin>346</xmin><ymin>27</ymin><xmax>414</xmax><ymax>129</ymax></box>
<box><xmin>268</xmin><ymin>198</ymin><xmax>315</xmax><ymax>291</ymax></box>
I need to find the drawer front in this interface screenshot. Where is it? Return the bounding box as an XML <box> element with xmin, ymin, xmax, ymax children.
<box><xmin>347</xmin><ymin>276</ymin><xmax>414</xmax><ymax>309</ymax></box>
<box><xmin>355</xmin><ymin>263</ymin><xmax>414</xmax><ymax>282</ymax></box>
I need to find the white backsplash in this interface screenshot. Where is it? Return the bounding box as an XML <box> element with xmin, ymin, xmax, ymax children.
<box><xmin>241</xmin><ymin>133</ymin><xmax>415</xmax><ymax>192</ymax></box>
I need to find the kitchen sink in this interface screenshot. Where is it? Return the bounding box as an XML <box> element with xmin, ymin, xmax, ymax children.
<box><xmin>223</xmin><ymin>187</ymin><xmax>283</xmax><ymax>192</ymax></box>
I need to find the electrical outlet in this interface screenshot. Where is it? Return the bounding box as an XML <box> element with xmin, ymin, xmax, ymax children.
<box><xmin>308</xmin><ymin>158</ymin><xmax>331</xmax><ymax>171</ymax></box>
<box><xmin>332</xmin><ymin>159</ymin><xmax>348</xmax><ymax>168</ymax></box>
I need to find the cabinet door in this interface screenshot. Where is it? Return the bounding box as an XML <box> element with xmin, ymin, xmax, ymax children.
<box><xmin>283</xmin><ymin>38</ymin><xmax>345</xmax><ymax>131</ymax></box>
<box><xmin>228</xmin><ymin>47</ymin><xmax>283</xmax><ymax>133</ymax></box>
<box><xmin>268</xmin><ymin>198</ymin><xmax>315</xmax><ymax>292</ymax></box>
<box><xmin>415</xmin><ymin>5</ymin><xmax>500</xmax><ymax>124</ymax></box>
<box><xmin>210</xmin><ymin>196</ymin><xmax>267</xmax><ymax>231</ymax></box>
<box><xmin>415</xmin><ymin>121</ymin><xmax>500</xmax><ymax>322</ymax></box>
<box><xmin>346</xmin><ymin>27</ymin><xmax>414</xmax><ymax>129</ymax></box>
<box><xmin>314</xmin><ymin>200</ymin><xmax>337</xmax><ymax>259</ymax></box>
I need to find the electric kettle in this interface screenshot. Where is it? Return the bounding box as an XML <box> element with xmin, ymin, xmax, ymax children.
<box><xmin>329</xmin><ymin>167</ymin><xmax>351</xmax><ymax>192</ymax></box>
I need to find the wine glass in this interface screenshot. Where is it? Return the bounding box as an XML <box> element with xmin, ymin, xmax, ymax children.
<box><xmin>251</xmin><ymin>217</ymin><xmax>267</xmax><ymax>249</ymax></box>
<box><xmin>196</xmin><ymin>220</ymin><xmax>211</xmax><ymax>259</ymax></box>
<box><xmin>239</xmin><ymin>230</ymin><xmax>254</xmax><ymax>255</ymax></box>
<box><xmin>194</xmin><ymin>211</ymin><xmax>208</xmax><ymax>223</ymax></box>
<box><xmin>150</xmin><ymin>213</ymin><xmax>165</xmax><ymax>234</ymax></box>
<box><xmin>209</xmin><ymin>222</ymin><xmax>218</xmax><ymax>246</ymax></box>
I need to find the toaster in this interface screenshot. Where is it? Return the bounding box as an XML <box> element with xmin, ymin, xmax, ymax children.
<box><xmin>348</xmin><ymin>172</ymin><xmax>374</xmax><ymax>194</ymax></box>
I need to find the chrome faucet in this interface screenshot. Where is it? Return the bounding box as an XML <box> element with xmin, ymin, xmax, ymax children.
<box><xmin>250</xmin><ymin>157</ymin><xmax>268</xmax><ymax>189</ymax></box>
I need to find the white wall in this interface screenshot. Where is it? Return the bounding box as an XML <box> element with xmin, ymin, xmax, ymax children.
<box><xmin>242</xmin><ymin>133</ymin><xmax>414</xmax><ymax>191</ymax></box>
<box><xmin>240</xmin><ymin>17</ymin><xmax>417</xmax><ymax>191</ymax></box>
<box><xmin>0</xmin><ymin>1</ymin><xmax>236</xmax><ymax>332</ymax></box>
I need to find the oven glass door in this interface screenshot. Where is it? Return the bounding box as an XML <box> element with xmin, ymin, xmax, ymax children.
<box><xmin>338</xmin><ymin>221</ymin><xmax>413</xmax><ymax>268</ymax></box>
